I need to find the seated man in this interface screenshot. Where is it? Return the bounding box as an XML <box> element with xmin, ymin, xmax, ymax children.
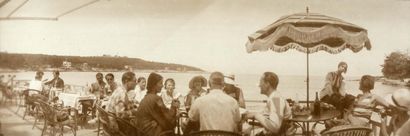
<box><xmin>244</xmin><ymin>72</ymin><xmax>292</xmax><ymax>135</ymax></box>
<box><xmin>45</xmin><ymin>70</ymin><xmax>64</xmax><ymax>89</ymax></box>
<box><xmin>104</xmin><ymin>73</ymin><xmax>118</xmax><ymax>99</ymax></box>
<box><xmin>89</xmin><ymin>72</ymin><xmax>106</xmax><ymax>99</ymax></box>
<box><xmin>28</xmin><ymin>71</ymin><xmax>48</xmax><ymax>101</ymax></box>
<box><xmin>188</xmin><ymin>72</ymin><xmax>241</xmax><ymax>133</ymax></box>
<box><xmin>380</xmin><ymin>88</ymin><xmax>410</xmax><ymax>136</ymax></box>
<box><xmin>105</xmin><ymin>72</ymin><xmax>138</xmax><ymax>130</ymax></box>
<box><xmin>106</xmin><ymin>72</ymin><xmax>138</xmax><ymax>117</ymax></box>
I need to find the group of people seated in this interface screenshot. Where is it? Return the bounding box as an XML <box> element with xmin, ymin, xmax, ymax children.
<box><xmin>316</xmin><ymin>62</ymin><xmax>410</xmax><ymax>136</ymax></box>
<box><xmin>17</xmin><ymin>61</ymin><xmax>410</xmax><ymax>136</ymax></box>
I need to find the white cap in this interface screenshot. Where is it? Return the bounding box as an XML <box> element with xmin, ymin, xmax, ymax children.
<box><xmin>384</xmin><ymin>88</ymin><xmax>410</xmax><ymax>111</ymax></box>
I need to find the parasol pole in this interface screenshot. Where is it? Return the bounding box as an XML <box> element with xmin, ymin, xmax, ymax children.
<box><xmin>306</xmin><ymin>7</ymin><xmax>310</xmax><ymax>109</ymax></box>
<box><xmin>306</xmin><ymin>49</ymin><xmax>310</xmax><ymax>109</ymax></box>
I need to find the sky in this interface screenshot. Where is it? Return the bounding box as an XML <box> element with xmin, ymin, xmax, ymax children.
<box><xmin>0</xmin><ymin>0</ymin><xmax>410</xmax><ymax>76</ymax></box>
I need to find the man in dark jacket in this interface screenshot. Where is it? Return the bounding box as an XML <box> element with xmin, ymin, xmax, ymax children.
<box><xmin>45</xmin><ymin>70</ymin><xmax>64</xmax><ymax>89</ymax></box>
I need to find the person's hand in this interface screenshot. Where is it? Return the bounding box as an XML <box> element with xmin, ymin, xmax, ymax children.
<box><xmin>244</xmin><ymin>112</ymin><xmax>257</xmax><ymax>120</ymax></box>
<box><xmin>171</xmin><ymin>99</ymin><xmax>180</xmax><ymax>108</ymax></box>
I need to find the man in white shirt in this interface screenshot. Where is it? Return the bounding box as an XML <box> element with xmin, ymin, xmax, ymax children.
<box><xmin>188</xmin><ymin>72</ymin><xmax>241</xmax><ymax>132</ymax></box>
<box><xmin>244</xmin><ymin>72</ymin><xmax>292</xmax><ymax>135</ymax></box>
<box><xmin>28</xmin><ymin>71</ymin><xmax>45</xmax><ymax>95</ymax></box>
<box><xmin>28</xmin><ymin>71</ymin><xmax>48</xmax><ymax>101</ymax></box>
<box><xmin>381</xmin><ymin>88</ymin><xmax>410</xmax><ymax>136</ymax></box>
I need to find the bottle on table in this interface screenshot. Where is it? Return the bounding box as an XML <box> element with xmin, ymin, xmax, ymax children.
<box><xmin>313</xmin><ymin>92</ymin><xmax>321</xmax><ymax>116</ymax></box>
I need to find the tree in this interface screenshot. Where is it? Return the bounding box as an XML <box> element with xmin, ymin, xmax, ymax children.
<box><xmin>381</xmin><ymin>51</ymin><xmax>410</xmax><ymax>79</ymax></box>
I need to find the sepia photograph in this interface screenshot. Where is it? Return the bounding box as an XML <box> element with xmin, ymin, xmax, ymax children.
<box><xmin>1</xmin><ymin>0</ymin><xmax>410</xmax><ymax>136</ymax></box>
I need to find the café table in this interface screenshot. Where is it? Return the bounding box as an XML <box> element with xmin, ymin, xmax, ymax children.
<box><xmin>58</xmin><ymin>93</ymin><xmax>96</xmax><ymax>127</ymax></box>
<box><xmin>289</xmin><ymin>109</ymin><xmax>341</xmax><ymax>136</ymax></box>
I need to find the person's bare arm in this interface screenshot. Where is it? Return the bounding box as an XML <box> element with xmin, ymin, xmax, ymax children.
<box><xmin>374</xmin><ymin>95</ymin><xmax>390</xmax><ymax>107</ymax></box>
<box><xmin>238</xmin><ymin>88</ymin><xmax>246</xmax><ymax>108</ymax></box>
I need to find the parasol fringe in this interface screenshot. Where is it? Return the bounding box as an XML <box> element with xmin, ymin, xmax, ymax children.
<box><xmin>267</xmin><ymin>43</ymin><xmax>364</xmax><ymax>54</ymax></box>
<box><xmin>246</xmin><ymin>24</ymin><xmax>371</xmax><ymax>54</ymax></box>
<box><xmin>268</xmin><ymin>24</ymin><xmax>368</xmax><ymax>46</ymax></box>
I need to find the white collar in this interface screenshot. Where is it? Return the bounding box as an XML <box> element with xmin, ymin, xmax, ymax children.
<box><xmin>268</xmin><ymin>91</ymin><xmax>276</xmax><ymax>99</ymax></box>
<box><xmin>209</xmin><ymin>89</ymin><xmax>223</xmax><ymax>94</ymax></box>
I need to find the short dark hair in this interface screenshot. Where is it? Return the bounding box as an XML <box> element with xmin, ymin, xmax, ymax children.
<box><xmin>105</xmin><ymin>73</ymin><xmax>114</xmax><ymax>79</ymax></box>
<box><xmin>96</xmin><ymin>72</ymin><xmax>103</xmax><ymax>77</ymax></box>
<box><xmin>137</xmin><ymin>77</ymin><xmax>146</xmax><ymax>83</ymax></box>
<box><xmin>121</xmin><ymin>72</ymin><xmax>136</xmax><ymax>84</ymax></box>
<box><xmin>263</xmin><ymin>72</ymin><xmax>279</xmax><ymax>90</ymax></box>
<box><xmin>360</xmin><ymin>75</ymin><xmax>374</xmax><ymax>91</ymax></box>
<box><xmin>54</xmin><ymin>70</ymin><xmax>60</xmax><ymax>75</ymax></box>
<box><xmin>36</xmin><ymin>71</ymin><xmax>44</xmax><ymax>76</ymax></box>
<box><xmin>147</xmin><ymin>73</ymin><xmax>163</xmax><ymax>93</ymax></box>
<box><xmin>338</xmin><ymin>61</ymin><xmax>348</xmax><ymax>73</ymax></box>
<box><xmin>164</xmin><ymin>78</ymin><xmax>175</xmax><ymax>89</ymax></box>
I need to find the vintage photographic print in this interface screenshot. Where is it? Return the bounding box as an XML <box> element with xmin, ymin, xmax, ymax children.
<box><xmin>1</xmin><ymin>0</ymin><xmax>410</xmax><ymax>136</ymax></box>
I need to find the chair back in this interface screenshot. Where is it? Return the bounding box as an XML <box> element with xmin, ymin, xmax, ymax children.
<box><xmin>115</xmin><ymin>116</ymin><xmax>139</xmax><ymax>136</ymax></box>
<box><xmin>190</xmin><ymin>130</ymin><xmax>242</xmax><ymax>136</ymax></box>
<box><xmin>38</xmin><ymin>101</ymin><xmax>57</xmax><ymax>124</ymax></box>
<box><xmin>96</xmin><ymin>106</ymin><xmax>123</xmax><ymax>136</ymax></box>
<box><xmin>321</xmin><ymin>125</ymin><xmax>372</xmax><ymax>136</ymax></box>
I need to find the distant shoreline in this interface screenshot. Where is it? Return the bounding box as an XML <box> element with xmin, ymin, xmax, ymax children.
<box><xmin>345</xmin><ymin>76</ymin><xmax>410</xmax><ymax>88</ymax></box>
<box><xmin>0</xmin><ymin>68</ymin><xmax>206</xmax><ymax>74</ymax></box>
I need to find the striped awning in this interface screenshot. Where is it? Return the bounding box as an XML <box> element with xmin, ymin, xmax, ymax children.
<box><xmin>246</xmin><ymin>13</ymin><xmax>371</xmax><ymax>54</ymax></box>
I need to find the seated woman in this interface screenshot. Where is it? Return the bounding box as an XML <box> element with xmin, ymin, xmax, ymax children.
<box><xmin>161</xmin><ymin>78</ymin><xmax>182</xmax><ymax>109</ymax></box>
<box><xmin>346</xmin><ymin>75</ymin><xmax>390</xmax><ymax>126</ymax></box>
<box><xmin>136</xmin><ymin>73</ymin><xmax>179</xmax><ymax>136</ymax></box>
<box><xmin>185</xmin><ymin>75</ymin><xmax>208</xmax><ymax>112</ymax></box>
<box><xmin>182</xmin><ymin>76</ymin><xmax>208</xmax><ymax>134</ymax></box>
<box><xmin>223</xmin><ymin>75</ymin><xmax>246</xmax><ymax>109</ymax></box>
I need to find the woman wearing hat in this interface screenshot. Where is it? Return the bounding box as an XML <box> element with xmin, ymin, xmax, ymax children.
<box><xmin>223</xmin><ymin>75</ymin><xmax>246</xmax><ymax>108</ymax></box>
<box><xmin>184</xmin><ymin>75</ymin><xmax>208</xmax><ymax>112</ymax></box>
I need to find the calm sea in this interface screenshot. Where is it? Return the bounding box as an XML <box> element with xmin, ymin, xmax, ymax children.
<box><xmin>3</xmin><ymin>72</ymin><xmax>405</xmax><ymax>110</ymax></box>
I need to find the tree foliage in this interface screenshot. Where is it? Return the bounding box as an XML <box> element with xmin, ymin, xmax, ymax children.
<box><xmin>0</xmin><ymin>52</ymin><xmax>203</xmax><ymax>72</ymax></box>
<box><xmin>381</xmin><ymin>51</ymin><xmax>410</xmax><ymax>79</ymax></box>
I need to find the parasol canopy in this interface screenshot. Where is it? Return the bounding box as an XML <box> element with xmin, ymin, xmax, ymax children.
<box><xmin>246</xmin><ymin>12</ymin><xmax>371</xmax><ymax>54</ymax></box>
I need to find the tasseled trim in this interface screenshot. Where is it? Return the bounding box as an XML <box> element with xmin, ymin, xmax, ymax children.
<box><xmin>246</xmin><ymin>24</ymin><xmax>371</xmax><ymax>54</ymax></box>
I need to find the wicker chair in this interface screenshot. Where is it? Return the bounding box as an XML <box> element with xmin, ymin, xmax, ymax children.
<box><xmin>22</xmin><ymin>89</ymin><xmax>36</xmax><ymax>119</ymax></box>
<box><xmin>32</xmin><ymin>100</ymin><xmax>43</xmax><ymax>129</ymax></box>
<box><xmin>38</xmin><ymin>101</ymin><xmax>78</xmax><ymax>136</ymax></box>
<box><xmin>189</xmin><ymin>130</ymin><xmax>242</xmax><ymax>136</ymax></box>
<box><xmin>96</xmin><ymin>106</ymin><xmax>125</xmax><ymax>136</ymax></box>
<box><xmin>321</xmin><ymin>125</ymin><xmax>372</xmax><ymax>136</ymax></box>
<box><xmin>116</xmin><ymin>116</ymin><xmax>140</xmax><ymax>136</ymax></box>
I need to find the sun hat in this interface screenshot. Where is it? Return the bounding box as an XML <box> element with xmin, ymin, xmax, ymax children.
<box><xmin>188</xmin><ymin>76</ymin><xmax>207</xmax><ymax>89</ymax></box>
<box><xmin>385</xmin><ymin>88</ymin><xmax>410</xmax><ymax>111</ymax></box>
